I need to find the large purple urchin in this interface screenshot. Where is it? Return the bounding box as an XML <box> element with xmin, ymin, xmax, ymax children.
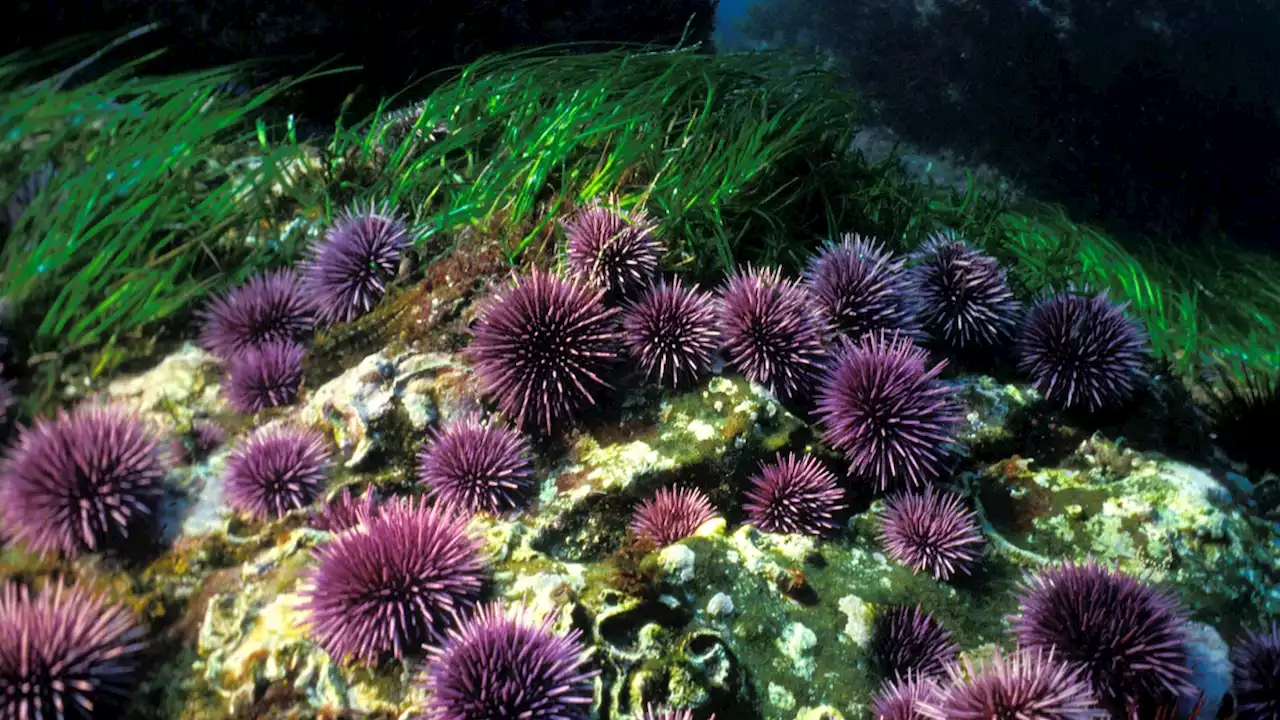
<box><xmin>302</xmin><ymin>204</ymin><xmax>409</xmax><ymax>325</ymax></box>
<box><xmin>814</xmin><ymin>331</ymin><xmax>962</xmax><ymax>491</ymax></box>
<box><xmin>718</xmin><ymin>266</ymin><xmax>827</xmax><ymax>401</ymax></box>
<box><xmin>878</xmin><ymin>487</ymin><xmax>984</xmax><ymax>581</ymax></box>
<box><xmin>223</xmin><ymin>340</ymin><xmax>306</xmax><ymax>413</ymax></box>
<box><xmin>197</xmin><ymin>269</ymin><xmax>314</xmax><ymax>359</ymax></box>
<box><xmin>0</xmin><ymin>581</ymin><xmax>147</xmax><ymax>719</ymax></box>
<box><xmin>870</xmin><ymin>605</ymin><xmax>959</xmax><ymax>682</ymax></box>
<box><xmin>803</xmin><ymin>233</ymin><xmax>921</xmax><ymax>341</ymax></box>
<box><xmin>1016</xmin><ymin>290</ymin><xmax>1148</xmax><ymax>411</ymax></box>
<box><xmin>465</xmin><ymin>269</ymin><xmax>620</xmax><ymax>432</ymax></box>
<box><xmin>420</xmin><ymin>601</ymin><xmax>598</xmax><ymax>720</ymax></box>
<box><xmin>919</xmin><ymin>648</ymin><xmax>1105</xmax><ymax>720</ymax></box>
<box><xmin>631</xmin><ymin>486</ymin><xmax>719</xmax><ymax>546</ymax></box>
<box><xmin>743</xmin><ymin>452</ymin><xmax>846</xmax><ymax>537</ymax></box>
<box><xmin>417</xmin><ymin>417</ymin><xmax>535</xmax><ymax>515</ymax></box>
<box><xmin>562</xmin><ymin>203</ymin><xmax>663</xmax><ymax>301</ymax></box>
<box><xmin>0</xmin><ymin>405</ymin><xmax>166</xmax><ymax>558</ymax></box>
<box><xmin>224</xmin><ymin>424</ymin><xmax>331</xmax><ymax>521</ymax></box>
<box><xmin>621</xmin><ymin>278</ymin><xmax>719</xmax><ymax>388</ymax></box>
<box><xmin>871</xmin><ymin>673</ymin><xmax>943</xmax><ymax>720</ymax></box>
<box><xmin>910</xmin><ymin>230</ymin><xmax>1018</xmax><ymax>350</ymax></box>
<box><xmin>1233</xmin><ymin>623</ymin><xmax>1280</xmax><ymax>719</ymax></box>
<box><xmin>1012</xmin><ymin>558</ymin><xmax>1194</xmax><ymax>713</ymax></box>
<box><xmin>300</xmin><ymin>497</ymin><xmax>486</xmax><ymax>665</ymax></box>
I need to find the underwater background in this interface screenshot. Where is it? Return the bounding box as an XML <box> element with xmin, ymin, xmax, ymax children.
<box><xmin>1</xmin><ymin>1</ymin><xmax>1278</xmax><ymax>718</ymax></box>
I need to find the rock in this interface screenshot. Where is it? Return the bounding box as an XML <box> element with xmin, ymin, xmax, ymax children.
<box><xmin>707</xmin><ymin>592</ymin><xmax>735</xmax><ymax>618</ymax></box>
<box><xmin>297</xmin><ymin>350</ymin><xmax>465</xmax><ymax>467</ymax></box>
<box><xmin>1181</xmin><ymin>622</ymin><xmax>1232</xmax><ymax>719</ymax></box>
<box><xmin>103</xmin><ymin>343</ymin><xmax>222</xmax><ymax>427</ymax></box>
<box><xmin>661</xmin><ymin>544</ymin><xmax>698</xmax><ymax>585</ymax></box>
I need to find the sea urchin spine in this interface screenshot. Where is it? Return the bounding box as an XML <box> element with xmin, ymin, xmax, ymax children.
<box><xmin>621</xmin><ymin>278</ymin><xmax>719</xmax><ymax>387</ymax></box>
<box><xmin>718</xmin><ymin>266</ymin><xmax>826</xmax><ymax>401</ymax></box>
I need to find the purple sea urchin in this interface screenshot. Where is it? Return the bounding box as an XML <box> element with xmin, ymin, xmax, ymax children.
<box><xmin>0</xmin><ymin>405</ymin><xmax>166</xmax><ymax>558</ymax></box>
<box><xmin>878</xmin><ymin>487</ymin><xmax>984</xmax><ymax>581</ymax></box>
<box><xmin>563</xmin><ymin>203</ymin><xmax>663</xmax><ymax>300</ymax></box>
<box><xmin>466</xmin><ymin>269</ymin><xmax>620</xmax><ymax>432</ymax></box>
<box><xmin>631</xmin><ymin>486</ymin><xmax>719</xmax><ymax>546</ymax></box>
<box><xmin>621</xmin><ymin>278</ymin><xmax>719</xmax><ymax>387</ymax></box>
<box><xmin>919</xmin><ymin>648</ymin><xmax>1105</xmax><ymax>720</ymax></box>
<box><xmin>804</xmin><ymin>234</ymin><xmax>920</xmax><ymax>341</ymax></box>
<box><xmin>0</xmin><ymin>581</ymin><xmax>147</xmax><ymax>719</ymax></box>
<box><xmin>197</xmin><ymin>269</ymin><xmax>314</xmax><ymax>358</ymax></box>
<box><xmin>1233</xmin><ymin>623</ymin><xmax>1280</xmax><ymax>719</ymax></box>
<box><xmin>870</xmin><ymin>605</ymin><xmax>959</xmax><ymax>682</ymax></box>
<box><xmin>223</xmin><ymin>340</ymin><xmax>306</xmax><ymax>413</ymax></box>
<box><xmin>910</xmin><ymin>231</ymin><xmax>1018</xmax><ymax>349</ymax></box>
<box><xmin>871</xmin><ymin>674</ymin><xmax>943</xmax><ymax>720</ymax></box>
<box><xmin>743</xmin><ymin>452</ymin><xmax>845</xmax><ymax>536</ymax></box>
<box><xmin>1016</xmin><ymin>290</ymin><xmax>1148</xmax><ymax>411</ymax></box>
<box><xmin>718</xmin><ymin>266</ymin><xmax>827</xmax><ymax>401</ymax></box>
<box><xmin>0</xmin><ymin>373</ymin><xmax>14</xmax><ymax>426</ymax></box>
<box><xmin>300</xmin><ymin>497</ymin><xmax>486</xmax><ymax>664</ymax></box>
<box><xmin>1012</xmin><ymin>558</ymin><xmax>1194</xmax><ymax>712</ymax></box>
<box><xmin>814</xmin><ymin>332</ymin><xmax>962</xmax><ymax>490</ymax></box>
<box><xmin>420</xmin><ymin>602</ymin><xmax>598</xmax><ymax>720</ymax></box>
<box><xmin>224</xmin><ymin>424</ymin><xmax>331</xmax><ymax>521</ymax></box>
<box><xmin>417</xmin><ymin>418</ymin><xmax>535</xmax><ymax>515</ymax></box>
<box><xmin>302</xmin><ymin>205</ymin><xmax>409</xmax><ymax>324</ymax></box>
<box><xmin>311</xmin><ymin>486</ymin><xmax>378</xmax><ymax>533</ymax></box>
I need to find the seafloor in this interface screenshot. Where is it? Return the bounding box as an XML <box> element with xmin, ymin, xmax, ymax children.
<box><xmin>1</xmin><ymin>118</ymin><xmax>1278</xmax><ymax>720</ymax></box>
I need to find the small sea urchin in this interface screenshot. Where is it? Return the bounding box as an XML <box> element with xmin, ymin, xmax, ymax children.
<box><xmin>919</xmin><ymin>648</ymin><xmax>1104</xmax><ymax>720</ymax></box>
<box><xmin>170</xmin><ymin>419</ymin><xmax>226</xmax><ymax>465</ymax></box>
<box><xmin>743</xmin><ymin>453</ymin><xmax>845</xmax><ymax>537</ymax></box>
<box><xmin>871</xmin><ymin>674</ymin><xmax>943</xmax><ymax>720</ymax></box>
<box><xmin>1232</xmin><ymin>623</ymin><xmax>1280</xmax><ymax>719</ymax></box>
<box><xmin>631</xmin><ymin>486</ymin><xmax>719</xmax><ymax>546</ymax></box>
<box><xmin>223</xmin><ymin>340</ymin><xmax>306</xmax><ymax>413</ymax></box>
<box><xmin>0</xmin><ymin>405</ymin><xmax>166</xmax><ymax>558</ymax></box>
<box><xmin>871</xmin><ymin>605</ymin><xmax>959</xmax><ymax>682</ymax></box>
<box><xmin>1012</xmin><ymin>559</ymin><xmax>1194</xmax><ymax>712</ymax></box>
<box><xmin>1017</xmin><ymin>291</ymin><xmax>1148</xmax><ymax>411</ymax></box>
<box><xmin>878</xmin><ymin>487</ymin><xmax>984</xmax><ymax>581</ymax></box>
<box><xmin>563</xmin><ymin>203</ymin><xmax>663</xmax><ymax>301</ymax></box>
<box><xmin>815</xmin><ymin>332</ymin><xmax>962</xmax><ymax>490</ymax></box>
<box><xmin>302</xmin><ymin>205</ymin><xmax>409</xmax><ymax>324</ymax></box>
<box><xmin>804</xmin><ymin>234</ymin><xmax>920</xmax><ymax>341</ymax></box>
<box><xmin>910</xmin><ymin>231</ymin><xmax>1018</xmax><ymax>350</ymax></box>
<box><xmin>417</xmin><ymin>418</ymin><xmax>535</xmax><ymax>515</ymax></box>
<box><xmin>224</xmin><ymin>424</ymin><xmax>331</xmax><ymax>521</ymax></box>
<box><xmin>466</xmin><ymin>269</ymin><xmax>620</xmax><ymax>432</ymax></box>
<box><xmin>0</xmin><ymin>581</ymin><xmax>147</xmax><ymax>719</ymax></box>
<box><xmin>197</xmin><ymin>269</ymin><xmax>314</xmax><ymax>358</ymax></box>
<box><xmin>718</xmin><ymin>266</ymin><xmax>826</xmax><ymax>401</ymax></box>
<box><xmin>300</xmin><ymin>497</ymin><xmax>486</xmax><ymax>665</ymax></box>
<box><xmin>420</xmin><ymin>602</ymin><xmax>598</xmax><ymax>720</ymax></box>
<box><xmin>621</xmin><ymin>278</ymin><xmax>719</xmax><ymax>387</ymax></box>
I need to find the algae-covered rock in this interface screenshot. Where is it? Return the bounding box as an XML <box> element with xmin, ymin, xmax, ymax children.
<box><xmin>104</xmin><ymin>343</ymin><xmax>223</xmax><ymax>427</ymax></box>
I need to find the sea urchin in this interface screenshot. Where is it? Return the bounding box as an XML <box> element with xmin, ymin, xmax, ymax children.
<box><xmin>1232</xmin><ymin>622</ymin><xmax>1280</xmax><ymax>719</ymax></box>
<box><xmin>224</xmin><ymin>424</ymin><xmax>331</xmax><ymax>521</ymax></box>
<box><xmin>878</xmin><ymin>487</ymin><xmax>984</xmax><ymax>581</ymax></box>
<box><xmin>631</xmin><ymin>486</ymin><xmax>719</xmax><ymax>546</ymax></box>
<box><xmin>910</xmin><ymin>230</ymin><xmax>1018</xmax><ymax>350</ymax></box>
<box><xmin>743</xmin><ymin>453</ymin><xmax>845</xmax><ymax>537</ymax></box>
<box><xmin>223</xmin><ymin>340</ymin><xmax>306</xmax><ymax>413</ymax></box>
<box><xmin>815</xmin><ymin>331</ymin><xmax>962</xmax><ymax>490</ymax></box>
<box><xmin>804</xmin><ymin>234</ymin><xmax>920</xmax><ymax>341</ymax></box>
<box><xmin>302</xmin><ymin>205</ymin><xmax>409</xmax><ymax>324</ymax></box>
<box><xmin>621</xmin><ymin>278</ymin><xmax>719</xmax><ymax>387</ymax></box>
<box><xmin>0</xmin><ymin>581</ymin><xmax>147</xmax><ymax>719</ymax></box>
<box><xmin>870</xmin><ymin>604</ymin><xmax>959</xmax><ymax>682</ymax></box>
<box><xmin>718</xmin><ymin>266</ymin><xmax>826</xmax><ymax>401</ymax></box>
<box><xmin>420</xmin><ymin>602</ymin><xmax>598</xmax><ymax>720</ymax></box>
<box><xmin>417</xmin><ymin>417</ymin><xmax>535</xmax><ymax>515</ymax></box>
<box><xmin>197</xmin><ymin>269</ymin><xmax>314</xmax><ymax>358</ymax></box>
<box><xmin>300</xmin><ymin>497</ymin><xmax>486</xmax><ymax>665</ymax></box>
<box><xmin>1016</xmin><ymin>290</ymin><xmax>1148</xmax><ymax>411</ymax></box>
<box><xmin>466</xmin><ymin>269</ymin><xmax>620</xmax><ymax>432</ymax></box>
<box><xmin>562</xmin><ymin>203</ymin><xmax>663</xmax><ymax>301</ymax></box>
<box><xmin>0</xmin><ymin>405</ymin><xmax>167</xmax><ymax>558</ymax></box>
<box><xmin>919</xmin><ymin>648</ymin><xmax>1104</xmax><ymax>720</ymax></box>
<box><xmin>1012</xmin><ymin>558</ymin><xmax>1194</xmax><ymax>712</ymax></box>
